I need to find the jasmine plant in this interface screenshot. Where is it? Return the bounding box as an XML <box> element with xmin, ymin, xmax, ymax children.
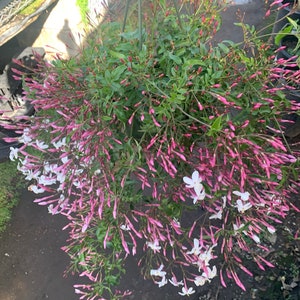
<box><xmin>6</xmin><ymin>0</ymin><xmax>300</xmax><ymax>299</ymax></box>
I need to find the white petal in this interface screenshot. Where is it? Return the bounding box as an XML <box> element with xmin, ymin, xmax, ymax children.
<box><xmin>183</xmin><ymin>176</ymin><xmax>193</xmax><ymax>187</ymax></box>
<box><xmin>192</xmin><ymin>170</ymin><xmax>200</xmax><ymax>182</ymax></box>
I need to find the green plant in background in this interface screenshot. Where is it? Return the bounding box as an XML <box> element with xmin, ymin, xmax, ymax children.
<box><xmin>76</xmin><ymin>0</ymin><xmax>89</xmax><ymax>24</ymax></box>
<box><xmin>0</xmin><ymin>160</ymin><xmax>24</xmax><ymax>233</ymax></box>
<box><xmin>6</xmin><ymin>0</ymin><xmax>300</xmax><ymax>299</ymax></box>
<box><xmin>19</xmin><ymin>0</ymin><xmax>47</xmax><ymax>16</ymax></box>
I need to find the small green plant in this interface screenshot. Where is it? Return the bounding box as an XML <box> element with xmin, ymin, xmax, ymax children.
<box><xmin>0</xmin><ymin>160</ymin><xmax>23</xmax><ymax>233</ymax></box>
<box><xmin>19</xmin><ymin>0</ymin><xmax>47</xmax><ymax>16</ymax></box>
<box><xmin>76</xmin><ymin>0</ymin><xmax>89</xmax><ymax>24</ymax></box>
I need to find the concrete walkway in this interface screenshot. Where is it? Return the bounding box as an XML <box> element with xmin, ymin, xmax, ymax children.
<box><xmin>18</xmin><ymin>0</ymin><xmax>85</xmax><ymax>60</ymax></box>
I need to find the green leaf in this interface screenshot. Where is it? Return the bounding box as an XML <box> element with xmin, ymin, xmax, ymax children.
<box><xmin>111</xmin><ymin>65</ymin><xmax>127</xmax><ymax>80</ymax></box>
<box><xmin>217</xmin><ymin>42</ymin><xmax>230</xmax><ymax>54</ymax></box>
<box><xmin>168</xmin><ymin>52</ymin><xmax>182</xmax><ymax>64</ymax></box>
<box><xmin>207</xmin><ymin>115</ymin><xmax>223</xmax><ymax>136</ymax></box>
<box><xmin>109</xmin><ymin>50</ymin><xmax>126</xmax><ymax>60</ymax></box>
<box><xmin>183</xmin><ymin>59</ymin><xmax>205</xmax><ymax>68</ymax></box>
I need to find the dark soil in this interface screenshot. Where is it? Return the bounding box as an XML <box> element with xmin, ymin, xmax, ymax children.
<box><xmin>1</xmin><ymin>1</ymin><xmax>300</xmax><ymax>300</ymax></box>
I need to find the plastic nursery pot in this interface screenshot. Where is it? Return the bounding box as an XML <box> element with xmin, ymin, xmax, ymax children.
<box><xmin>273</xmin><ymin>1</ymin><xmax>300</xmax><ymax>36</ymax></box>
<box><xmin>277</xmin><ymin>34</ymin><xmax>299</xmax><ymax>62</ymax></box>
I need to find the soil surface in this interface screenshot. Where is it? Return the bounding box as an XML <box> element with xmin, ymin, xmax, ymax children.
<box><xmin>2</xmin><ymin>1</ymin><xmax>299</xmax><ymax>300</ymax></box>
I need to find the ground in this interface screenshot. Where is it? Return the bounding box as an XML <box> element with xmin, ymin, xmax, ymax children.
<box><xmin>0</xmin><ymin>1</ymin><xmax>299</xmax><ymax>300</ymax></box>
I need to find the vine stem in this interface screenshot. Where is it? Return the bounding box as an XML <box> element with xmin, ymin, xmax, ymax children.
<box><xmin>138</xmin><ymin>0</ymin><xmax>142</xmax><ymax>50</ymax></box>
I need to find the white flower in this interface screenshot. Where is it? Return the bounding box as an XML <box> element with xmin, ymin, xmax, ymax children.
<box><xmin>120</xmin><ymin>224</ymin><xmax>130</xmax><ymax>231</ymax></box>
<box><xmin>169</xmin><ymin>276</ymin><xmax>184</xmax><ymax>287</ymax></box>
<box><xmin>48</xmin><ymin>204</ymin><xmax>54</xmax><ymax>214</ymax></box>
<box><xmin>251</xmin><ymin>234</ymin><xmax>261</xmax><ymax>244</ymax></box>
<box><xmin>48</xmin><ymin>204</ymin><xmax>58</xmax><ymax>215</ymax></box>
<box><xmin>192</xmin><ymin>189</ymin><xmax>206</xmax><ymax>204</ymax></box>
<box><xmin>24</xmin><ymin>170</ymin><xmax>41</xmax><ymax>181</ymax></box>
<box><xmin>233</xmin><ymin>191</ymin><xmax>250</xmax><ymax>201</ymax></box>
<box><xmin>194</xmin><ymin>275</ymin><xmax>207</xmax><ymax>286</ymax></box>
<box><xmin>222</xmin><ymin>196</ymin><xmax>227</xmax><ymax>208</ymax></box>
<box><xmin>52</xmin><ymin>137</ymin><xmax>66</xmax><ymax>149</ymax></box>
<box><xmin>233</xmin><ymin>223</ymin><xmax>245</xmax><ymax>234</ymax></box>
<box><xmin>267</xmin><ymin>226</ymin><xmax>276</xmax><ymax>234</ymax></box>
<box><xmin>38</xmin><ymin>175</ymin><xmax>57</xmax><ymax>186</ymax></box>
<box><xmin>204</xmin><ymin>265</ymin><xmax>217</xmax><ymax>279</ymax></box>
<box><xmin>209</xmin><ymin>209</ymin><xmax>222</xmax><ymax>220</ymax></box>
<box><xmin>28</xmin><ymin>185</ymin><xmax>45</xmax><ymax>194</ymax></box>
<box><xmin>74</xmin><ymin>168</ymin><xmax>84</xmax><ymax>175</ymax></box>
<box><xmin>156</xmin><ymin>276</ymin><xmax>168</xmax><ymax>288</ymax></box>
<box><xmin>150</xmin><ymin>264</ymin><xmax>166</xmax><ymax>277</ymax></box>
<box><xmin>172</xmin><ymin>218</ymin><xmax>181</xmax><ymax>227</ymax></box>
<box><xmin>43</xmin><ymin>162</ymin><xmax>58</xmax><ymax>174</ymax></box>
<box><xmin>178</xmin><ymin>286</ymin><xmax>195</xmax><ymax>296</ymax></box>
<box><xmin>235</xmin><ymin>199</ymin><xmax>252</xmax><ymax>213</ymax></box>
<box><xmin>94</xmin><ymin>169</ymin><xmax>101</xmax><ymax>175</ymax></box>
<box><xmin>19</xmin><ymin>128</ymin><xmax>32</xmax><ymax>144</ymax></box>
<box><xmin>9</xmin><ymin>147</ymin><xmax>19</xmax><ymax>161</ymax></box>
<box><xmin>35</xmin><ymin>140</ymin><xmax>49</xmax><ymax>150</ymax></box>
<box><xmin>61</xmin><ymin>156</ymin><xmax>69</xmax><ymax>164</ymax></box>
<box><xmin>183</xmin><ymin>170</ymin><xmax>205</xmax><ymax>199</ymax></box>
<box><xmin>146</xmin><ymin>240</ymin><xmax>161</xmax><ymax>252</ymax></box>
<box><xmin>56</xmin><ymin>171</ymin><xmax>66</xmax><ymax>183</ymax></box>
<box><xmin>199</xmin><ymin>248</ymin><xmax>214</xmax><ymax>266</ymax></box>
<box><xmin>187</xmin><ymin>238</ymin><xmax>201</xmax><ymax>255</ymax></box>
<box><xmin>195</xmin><ymin>266</ymin><xmax>217</xmax><ymax>286</ymax></box>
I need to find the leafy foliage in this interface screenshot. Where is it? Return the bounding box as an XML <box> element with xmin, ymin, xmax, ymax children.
<box><xmin>6</xmin><ymin>0</ymin><xmax>300</xmax><ymax>299</ymax></box>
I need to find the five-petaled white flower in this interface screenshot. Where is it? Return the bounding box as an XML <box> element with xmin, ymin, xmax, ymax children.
<box><xmin>169</xmin><ymin>276</ymin><xmax>184</xmax><ymax>287</ymax></box>
<box><xmin>209</xmin><ymin>209</ymin><xmax>222</xmax><ymax>220</ymax></box>
<box><xmin>9</xmin><ymin>147</ymin><xmax>19</xmax><ymax>161</ymax></box>
<box><xmin>61</xmin><ymin>156</ymin><xmax>69</xmax><ymax>164</ymax></box>
<box><xmin>19</xmin><ymin>128</ymin><xmax>32</xmax><ymax>144</ymax></box>
<box><xmin>204</xmin><ymin>265</ymin><xmax>217</xmax><ymax>280</ymax></box>
<box><xmin>233</xmin><ymin>223</ymin><xmax>245</xmax><ymax>234</ymax></box>
<box><xmin>195</xmin><ymin>265</ymin><xmax>217</xmax><ymax>286</ymax></box>
<box><xmin>150</xmin><ymin>264</ymin><xmax>166</xmax><ymax>277</ymax></box>
<box><xmin>233</xmin><ymin>190</ymin><xmax>250</xmax><ymax>201</ymax></box>
<box><xmin>194</xmin><ymin>275</ymin><xmax>207</xmax><ymax>286</ymax></box>
<box><xmin>52</xmin><ymin>137</ymin><xmax>66</xmax><ymax>149</ymax></box>
<box><xmin>199</xmin><ymin>248</ymin><xmax>214</xmax><ymax>266</ymax></box>
<box><xmin>38</xmin><ymin>175</ymin><xmax>57</xmax><ymax>186</ymax></box>
<box><xmin>156</xmin><ymin>276</ymin><xmax>168</xmax><ymax>288</ymax></box>
<box><xmin>28</xmin><ymin>185</ymin><xmax>45</xmax><ymax>194</ymax></box>
<box><xmin>178</xmin><ymin>286</ymin><xmax>195</xmax><ymax>296</ymax></box>
<box><xmin>25</xmin><ymin>170</ymin><xmax>41</xmax><ymax>181</ymax></box>
<box><xmin>183</xmin><ymin>170</ymin><xmax>205</xmax><ymax>199</ymax></box>
<box><xmin>192</xmin><ymin>189</ymin><xmax>206</xmax><ymax>204</ymax></box>
<box><xmin>235</xmin><ymin>199</ymin><xmax>252</xmax><ymax>213</ymax></box>
<box><xmin>147</xmin><ymin>239</ymin><xmax>161</xmax><ymax>252</ymax></box>
<box><xmin>187</xmin><ymin>238</ymin><xmax>201</xmax><ymax>256</ymax></box>
<box><xmin>120</xmin><ymin>224</ymin><xmax>130</xmax><ymax>231</ymax></box>
<box><xmin>36</xmin><ymin>140</ymin><xmax>49</xmax><ymax>150</ymax></box>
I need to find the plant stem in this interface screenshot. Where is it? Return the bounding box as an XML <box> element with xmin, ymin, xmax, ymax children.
<box><xmin>122</xmin><ymin>0</ymin><xmax>131</xmax><ymax>36</ymax></box>
<box><xmin>138</xmin><ymin>0</ymin><xmax>143</xmax><ymax>50</ymax></box>
<box><xmin>172</xmin><ymin>0</ymin><xmax>182</xmax><ymax>30</ymax></box>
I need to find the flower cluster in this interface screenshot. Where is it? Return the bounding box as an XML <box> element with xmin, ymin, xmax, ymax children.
<box><xmin>5</xmin><ymin>1</ymin><xmax>300</xmax><ymax>299</ymax></box>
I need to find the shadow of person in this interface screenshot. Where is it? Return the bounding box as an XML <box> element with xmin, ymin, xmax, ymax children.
<box><xmin>57</xmin><ymin>19</ymin><xmax>79</xmax><ymax>58</ymax></box>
